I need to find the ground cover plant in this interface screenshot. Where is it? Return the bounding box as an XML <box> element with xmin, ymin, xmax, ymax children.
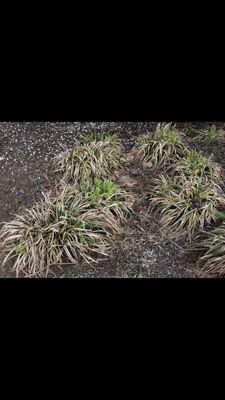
<box><xmin>136</xmin><ymin>123</ymin><xmax>185</xmax><ymax>170</ymax></box>
<box><xmin>60</xmin><ymin>177</ymin><xmax>132</xmax><ymax>223</ymax></box>
<box><xmin>150</xmin><ymin>174</ymin><xmax>225</xmax><ymax>242</ymax></box>
<box><xmin>0</xmin><ymin>192</ymin><xmax>122</xmax><ymax>277</ymax></box>
<box><xmin>56</xmin><ymin>139</ymin><xmax>123</xmax><ymax>184</ymax></box>
<box><xmin>150</xmin><ymin>174</ymin><xmax>182</xmax><ymax>204</ymax></box>
<box><xmin>174</xmin><ymin>148</ymin><xmax>221</xmax><ymax>184</ymax></box>
<box><xmin>195</xmin><ymin>125</ymin><xmax>222</xmax><ymax>144</ymax></box>
<box><xmin>196</xmin><ymin>223</ymin><xmax>225</xmax><ymax>276</ymax></box>
<box><xmin>78</xmin><ymin>131</ymin><xmax>121</xmax><ymax>147</ymax></box>
<box><xmin>146</xmin><ymin>131</ymin><xmax>225</xmax><ymax>251</ymax></box>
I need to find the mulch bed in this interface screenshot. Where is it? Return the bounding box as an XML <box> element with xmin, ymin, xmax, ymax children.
<box><xmin>1</xmin><ymin>121</ymin><xmax>224</xmax><ymax>278</ymax></box>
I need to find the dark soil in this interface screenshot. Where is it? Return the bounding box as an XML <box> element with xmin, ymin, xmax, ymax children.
<box><xmin>1</xmin><ymin>121</ymin><xmax>224</xmax><ymax>278</ymax></box>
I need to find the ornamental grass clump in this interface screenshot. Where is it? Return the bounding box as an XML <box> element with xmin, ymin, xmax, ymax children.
<box><xmin>196</xmin><ymin>125</ymin><xmax>222</xmax><ymax>144</ymax></box>
<box><xmin>196</xmin><ymin>223</ymin><xmax>225</xmax><ymax>276</ymax></box>
<box><xmin>150</xmin><ymin>175</ymin><xmax>225</xmax><ymax>242</ymax></box>
<box><xmin>79</xmin><ymin>131</ymin><xmax>120</xmax><ymax>146</ymax></box>
<box><xmin>0</xmin><ymin>192</ymin><xmax>121</xmax><ymax>277</ymax></box>
<box><xmin>56</xmin><ymin>140</ymin><xmax>122</xmax><ymax>184</ymax></box>
<box><xmin>136</xmin><ymin>123</ymin><xmax>185</xmax><ymax>170</ymax></box>
<box><xmin>175</xmin><ymin>148</ymin><xmax>221</xmax><ymax>184</ymax></box>
<box><xmin>150</xmin><ymin>174</ymin><xmax>182</xmax><ymax>207</ymax></box>
<box><xmin>60</xmin><ymin>177</ymin><xmax>133</xmax><ymax>223</ymax></box>
<box><xmin>78</xmin><ymin>132</ymin><xmax>122</xmax><ymax>163</ymax></box>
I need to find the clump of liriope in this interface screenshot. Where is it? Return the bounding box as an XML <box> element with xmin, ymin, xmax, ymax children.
<box><xmin>56</xmin><ymin>139</ymin><xmax>123</xmax><ymax>184</ymax></box>
<box><xmin>175</xmin><ymin>148</ymin><xmax>221</xmax><ymax>184</ymax></box>
<box><xmin>0</xmin><ymin>192</ymin><xmax>121</xmax><ymax>277</ymax></box>
<box><xmin>195</xmin><ymin>125</ymin><xmax>222</xmax><ymax>144</ymax></box>
<box><xmin>60</xmin><ymin>177</ymin><xmax>133</xmax><ymax>223</ymax></box>
<box><xmin>150</xmin><ymin>175</ymin><xmax>225</xmax><ymax>242</ymax></box>
<box><xmin>136</xmin><ymin>123</ymin><xmax>185</xmax><ymax>170</ymax></box>
<box><xmin>196</xmin><ymin>223</ymin><xmax>225</xmax><ymax>276</ymax></box>
<box><xmin>79</xmin><ymin>131</ymin><xmax>120</xmax><ymax>146</ymax></box>
<box><xmin>150</xmin><ymin>174</ymin><xmax>182</xmax><ymax>207</ymax></box>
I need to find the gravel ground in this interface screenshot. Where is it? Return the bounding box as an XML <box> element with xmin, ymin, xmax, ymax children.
<box><xmin>0</xmin><ymin>121</ymin><xmax>222</xmax><ymax>278</ymax></box>
<box><xmin>0</xmin><ymin>122</ymin><xmax>78</xmax><ymax>215</ymax></box>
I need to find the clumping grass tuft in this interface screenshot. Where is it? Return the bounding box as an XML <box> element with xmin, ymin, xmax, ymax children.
<box><xmin>78</xmin><ymin>132</ymin><xmax>122</xmax><ymax>165</ymax></box>
<box><xmin>197</xmin><ymin>223</ymin><xmax>225</xmax><ymax>276</ymax></box>
<box><xmin>136</xmin><ymin>123</ymin><xmax>185</xmax><ymax>170</ymax></box>
<box><xmin>55</xmin><ymin>140</ymin><xmax>122</xmax><ymax>184</ymax></box>
<box><xmin>175</xmin><ymin>148</ymin><xmax>221</xmax><ymax>184</ymax></box>
<box><xmin>150</xmin><ymin>175</ymin><xmax>225</xmax><ymax>242</ymax></box>
<box><xmin>60</xmin><ymin>177</ymin><xmax>133</xmax><ymax>223</ymax></box>
<box><xmin>0</xmin><ymin>192</ymin><xmax>121</xmax><ymax>277</ymax></box>
<box><xmin>196</xmin><ymin>125</ymin><xmax>222</xmax><ymax>144</ymax></box>
<box><xmin>150</xmin><ymin>174</ymin><xmax>182</xmax><ymax>206</ymax></box>
<box><xmin>79</xmin><ymin>131</ymin><xmax>120</xmax><ymax>146</ymax></box>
